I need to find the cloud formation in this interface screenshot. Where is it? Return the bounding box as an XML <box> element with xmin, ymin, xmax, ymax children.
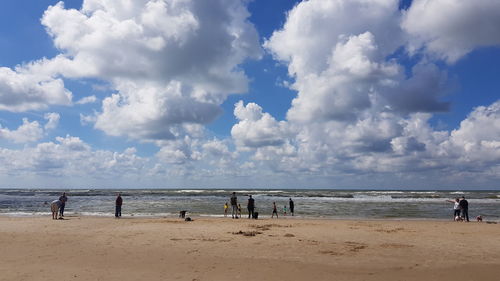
<box><xmin>0</xmin><ymin>135</ymin><xmax>144</xmax><ymax>178</ymax></box>
<box><xmin>249</xmin><ymin>0</ymin><xmax>500</xmax><ymax>186</ymax></box>
<box><xmin>232</xmin><ymin>101</ymin><xmax>289</xmax><ymax>149</ymax></box>
<box><xmin>0</xmin><ymin>0</ymin><xmax>498</xmax><ymax>187</ymax></box>
<box><xmin>0</xmin><ymin>113</ymin><xmax>60</xmax><ymax>143</ymax></box>
<box><xmin>403</xmin><ymin>0</ymin><xmax>500</xmax><ymax>63</ymax></box>
<box><xmin>39</xmin><ymin>0</ymin><xmax>261</xmax><ymax>141</ymax></box>
<box><xmin>0</xmin><ymin>64</ymin><xmax>72</xmax><ymax>112</ymax></box>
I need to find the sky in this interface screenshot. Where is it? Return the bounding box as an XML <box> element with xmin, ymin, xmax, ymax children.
<box><xmin>0</xmin><ymin>0</ymin><xmax>499</xmax><ymax>189</ymax></box>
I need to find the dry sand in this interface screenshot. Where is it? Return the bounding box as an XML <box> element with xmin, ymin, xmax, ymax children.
<box><xmin>1</xmin><ymin>216</ymin><xmax>500</xmax><ymax>281</ymax></box>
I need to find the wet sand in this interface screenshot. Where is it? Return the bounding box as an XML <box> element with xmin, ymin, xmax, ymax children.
<box><xmin>1</xmin><ymin>216</ymin><xmax>499</xmax><ymax>281</ymax></box>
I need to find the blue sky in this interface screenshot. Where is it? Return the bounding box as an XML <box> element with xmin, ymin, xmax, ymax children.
<box><xmin>0</xmin><ymin>0</ymin><xmax>499</xmax><ymax>189</ymax></box>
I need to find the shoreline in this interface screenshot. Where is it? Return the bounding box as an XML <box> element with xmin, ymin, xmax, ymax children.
<box><xmin>1</xmin><ymin>212</ymin><xmax>490</xmax><ymax>222</ymax></box>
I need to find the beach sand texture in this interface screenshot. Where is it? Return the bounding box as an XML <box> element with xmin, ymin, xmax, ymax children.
<box><xmin>1</xmin><ymin>216</ymin><xmax>499</xmax><ymax>281</ymax></box>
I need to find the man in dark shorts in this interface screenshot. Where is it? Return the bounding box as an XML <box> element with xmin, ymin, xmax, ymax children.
<box><xmin>272</xmin><ymin>202</ymin><xmax>278</xmax><ymax>218</ymax></box>
<box><xmin>459</xmin><ymin>196</ymin><xmax>469</xmax><ymax>222</ymax></box>
<box><xmin>247</xmin><ymin>195</ymin><xmax>255</xmax><ymax>219</ymax></box>
<box><xmin>230</xmin><ymin>192</ymin><xmax>238</xmax><ymax>219</ymax></box>
<box><xmin>289</xmin><ymin>198</ymin><xmax>294</xmax><ymax>216</ymax></box>
<box><xmin>115</xmin><ymin>193</ymin><xmax>123</xmax><ymax>218</ymax></box>
<box><xmin>59</xmin><ymin>192</ymin><xmax>68</xmax><ymax>217</ymax></box>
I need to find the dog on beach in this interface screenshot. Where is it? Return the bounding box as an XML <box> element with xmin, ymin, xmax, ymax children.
<box><xmin>454</xmin><ymin>216</ymin><xmax>463</xmax><ymax>222</ymax></box>
<box><xmin>476</xmin><ymin>215</ymin><xmax>483</xmax><ymax>222</ymax></box>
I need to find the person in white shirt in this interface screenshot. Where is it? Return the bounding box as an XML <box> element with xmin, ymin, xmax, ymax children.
<box><xmin>446</xmin><ymin>198</ymin><xmax>461</xmax><ymax>221</ymax></box>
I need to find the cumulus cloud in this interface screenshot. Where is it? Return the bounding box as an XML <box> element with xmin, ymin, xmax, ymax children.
<box><xmin>155</xmin><ymin>136</ymin><xmax>201</xmax><ymax>165</ymax></box>
<box><xmin>0</xmin><ymin>135</ymin><xmax>145</xmax><ymax>177</ymax></box>
<box><xmin>231</xmin><ymin>101</ymin><xmax>289</xmax><ymax>149</ymax></box>
<box><xmin>1</xmin><ymin>0</ymin><xmax>499</xmax><ymax>187</ymax></box>
<box><xmin>202</xmin><ymin>139</ymin><xmax>238</xmax><ymax>167</ymax></box>
<box><xmin>402</xmin><ymin>0</ymin><xmax>500</xmax><ymax>63</ymax></box>
<box><xmin>0</xmin><ymin>118</ymin><xmax>44</xmax><ymax>143</ymax></box>
<box><xmin>37</xmin><ymin>0</ymin><xmax>261</xmax><ymax>141</ymax></box>
<box><xmin>0</xmin><ymin>113</ymin><xmax>60</xmax><ymax>143</ymax></box>
<box><xmin>0</xmin><ymin>64</ymin><xmax>72</xmax><ymax>112</ymax></box>
<box><xmin>249</xmin><ymin>0</ymin><xmax>500</xmax><ymax>186</ymax></box>
<box><xmin>266</xmin><ymin>0</ymin><xmax>454</xmax><ymax>123</ymax></box>
<box><xmin>444</xmin><ymin>101</ymin><xmax>500</xmax><ymax>164</ymax></box>
<box><xmin>265</xmin><ymin>0</ymin><xmax>403</xmax><ymax>77</ymax></box>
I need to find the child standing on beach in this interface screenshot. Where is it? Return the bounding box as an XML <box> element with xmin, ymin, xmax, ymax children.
<box><xmin>283</xmin><ymin>205</ymin><xmax>287</xmax><ymax>216</ymax></box>
<box><xmin>446</xmin><ymin>198</ymin><xmax>461</xmax><ymax>221</ymax></box>
<box><xmin>272</xmin><ymin>202</ymin><xmax>278</xmax><ymax>218</ymax></box>
<box><xmin>224</xmin><ymin>202</ymin><xmax>228</xmax><ymax>217</ymax></box>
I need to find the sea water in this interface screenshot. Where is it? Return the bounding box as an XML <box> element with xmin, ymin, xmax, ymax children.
<box><xmin>1</xmin><ymin>189</ymin><xmax>499</xmax><ymax>221</ymax></box>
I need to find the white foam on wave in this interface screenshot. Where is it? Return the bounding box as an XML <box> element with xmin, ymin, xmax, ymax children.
<box><xmin>0</xmin><ymin>211</ymin><xmax>47</xmax><ymax>217</ymax></box>
<box><xmin>364</xmin><ymin>191</ymin><xmax>404</xmax><ymax>194</ymax></box>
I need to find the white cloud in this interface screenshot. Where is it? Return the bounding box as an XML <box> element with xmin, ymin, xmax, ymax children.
<box><xmin>249</xmin><ymin>0</ymin><xmax>500</xmax><ymax>186</ymax></box>
<box><xmin>36</xmin><ymin>0</ymin><xmax>261</xmax><ymax>141</ymax></box>
<box><xmin>202</xmin><ymin>139</ymin><xmax>238</xmax><ymax>167</ymax></box>
<box><xmin>75</xmin><ymin>95</ymin><xmax>97</xmax><ymax>105</ymax></box>
<box><xmin>0</xmin><ymin>135</ymin><xmax>145</xmax><ymax>177</ymax></box>
<box><xmin>0</xmin><ymin>118</ymin><xmax>44</xmax><ymax>143</ymax></box>
<box><xmin>444</xmin><ymin>101</ymin><xmax>500</xmax><ymax>164</ymax></box>
<box><xmin>0</xmin><ymin>64</ymin><xmax>72</xmax><ymax>112</ymax></box>
<box><xmin>231</xmin><ymin>101</ymin><xmax>289</xmax><ymax>149</ymax></box>
<box><xmin>44</xmin><ymin>112</ymin><xmax>60</xmax><ymax>130</ymax></box>
<box><xmin>265</xmin><ymin>0</ymin><xmax>403</xmax><ymax>78</ymax></box>
<box><xmin>0</xmin><ymin>113</ymin><xmax>61</xmax><ymax>143</ymax></box>
<box><xmin>1</xmin><ymin>0</ymin><xmax>499</xmax><ymax>188</ymax></box>
<box><xmin>402</xmin><ymin>0</ymin><xmax>500</xmax><ymax>63</ymax></box>
<box><xmin>155</xmin><ymin>136</ymin><xmax>201</xmax><ymax>165</ymax></box>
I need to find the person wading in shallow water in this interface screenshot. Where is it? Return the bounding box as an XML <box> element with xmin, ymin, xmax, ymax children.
<box><xmin>247</xmin><ymin>195</ymin><xmax>255</xmax><ymax>219</ymax></box>
<box><xmin>272</xmin><ymin>202</ymin><xmax>278</xmax><ymax>218</ymax></box>
<box><xmin>230</xmin><ymin>192</ymin><xmax>238</xmax><ymax>219</ymax></box>
<box><xmin>115</xmin><ymin>193</ymin><xmax>123</xmax><ymax>218</ymax></box>
<box><xmin>459</xmin><ymin>196</ymin><xmax>469</xmax><ymax>222</ymax></box>
<box><xmin>289</xmin><ymin>198</ymin><xmax>295</xmax><ymax>216</ymax></box>
<box><xmin>59</xmin><ymin>192</ymin><xmax>68</xmax><ymax>217</ymax></box>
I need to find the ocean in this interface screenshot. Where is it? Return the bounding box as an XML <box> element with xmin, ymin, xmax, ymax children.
<box><xmin>1</xmin><ymin>189</ymin><xmax>499</xmax><ymax>221</ymax></box>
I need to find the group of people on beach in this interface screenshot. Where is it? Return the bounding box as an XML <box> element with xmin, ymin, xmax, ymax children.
<box><xmin>223</xmin><ymin>192</ymin><xmax>295</xmax><ymax>219</ymax></box>
<box><xmin>446</xmin><ymin>196</ymin><xmax>471</xmax><ymax>222</ymax></box>
<box><xmin>50</xmin><ymin>191</ymin><xmax>295</xmax><ymax>220</ymax></box>
<box><xmin>48</xmin><ymin>192</ymin><xmax>481</xmax><ymax>222</ymax></box>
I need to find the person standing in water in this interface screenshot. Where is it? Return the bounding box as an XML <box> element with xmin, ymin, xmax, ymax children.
<box><xmin>289</xmin><ymin>198</ymin><xmax>295</xmax><ymax>216</ymax></box>
<box><xmin>459</xmin><ymin>196</ymin><xmax>469</xmax><ymax>222</ymax></box>
<box><xmin>224</xmin><ymin>202</ymin><xmax>229</xmax><ymax>217</ymax></box>
<box><xmin>272</xmin><ymin>202</ymin><xmax>278</xmax><ymax>218</ymax></box>
<box><xmin>115</xmin><ymin>193</ymin><xmax>123</xmax><ymax>218</ymax></box>
<box><xmin>283</xmin><ymin>205</ymin><xmax>287</xmax><ymax>216</ymax></box>
<box><xmin>59</xmin><ymin>192</ymin><xmax>68</xmax><ymax>217</ymax></box>
<box><xmin>230</xmin><ymin>192</ymin><xmax>238</xmax><ymax>219</ymax></box>
<box><xmin>247</xmin><ymin>195</ymin><xmax>255</xmax><ymax>219</ymax></box>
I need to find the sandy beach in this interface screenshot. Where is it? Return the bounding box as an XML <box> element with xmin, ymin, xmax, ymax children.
<box><xmin>1</xmin><ymin>216</ymin><xmax>499</xmax><ymax>281</ymax></box>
